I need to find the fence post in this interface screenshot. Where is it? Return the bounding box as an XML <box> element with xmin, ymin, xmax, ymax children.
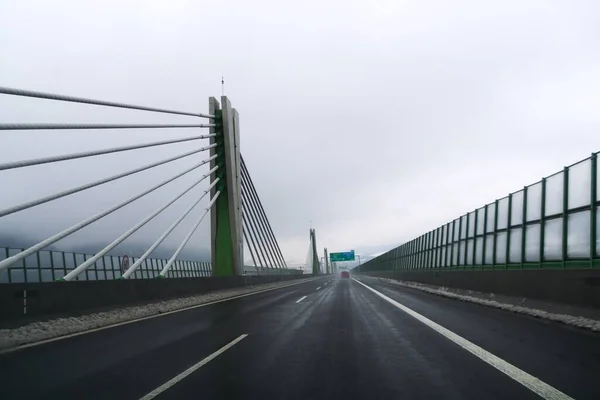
<box><xmin>591</xmin><ymin>153</ymin><xmax>597</xmax><ymax>267</ymax></box>
<box><xmin>209</xmin><ymin>96</ymin><xmax>243</xmax><ymax>276</ymax></box>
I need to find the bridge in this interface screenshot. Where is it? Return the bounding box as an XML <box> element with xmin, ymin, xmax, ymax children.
<box><xmin>0</xmin><ymin>86</ymin><xmax>599</xmax><ymax>400</ymax></box>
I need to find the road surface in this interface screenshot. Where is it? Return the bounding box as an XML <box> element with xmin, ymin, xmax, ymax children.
<box><xmin>1</xmin><ymin>275</ymin><xmax>599</xmax><ymax>399</ymax></box>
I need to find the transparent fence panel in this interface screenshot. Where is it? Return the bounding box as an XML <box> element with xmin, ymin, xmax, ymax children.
<box><xmin>0</xmin><ymin>249</ymin><xmax>8</xmax><ymax>283</ymax></box>
<box><xmin>525</xmin><ymin>224</ymin><xmax>541</xmax><ymax>262</ymax></box>
<box><xmin>545</xmin><ymin>173</ymin><xmax>563</xmax><ymax>216</ymax></box>
<box><xmin>497</xmin><ymin>198</ymin><xmax>509</xmax><ymax>230</ymax></box>
<box><xmin>476</xmin><ymin>208</ymin><xmax>485</xmax><ymax>235</ymax></box>
<box><xmin>142</xmin><ymin>261</ymin><xmax>149</xmax><ymax>279</ymax></box>
<box><xmin>544</xmin><ymin>218</ymin><xmax>563</xmax><ymax>260</ymax></box>
<box><xmin>527</xmin><ymin>182</ymin><xmax>542</xmax><ymax>221</ymax></box>
<box><xmin>511</xmin><ymin>191</ymin><xmax>524</xmax><ymax>226</ymax></box>
<box><xmin>475</xmin><ymin>237</ymin><xmax>483</xmax><ymax>265</ymax></box>
<box><xmin>65</xmin><ymin>253</ymin><xmax>76</xmax><ymax>271</ymax></box>
<box><xmin>41</xmin><ymin>269</ymin><xmax>53</xmax><ymax>282</ymax></box>
<box><xmin>39</xmin><ymin>251</ymin><xmax>52</xmax><ymax>269</ymax></box>
<box><xmin>466</xmin><ymin>239</ymin><xmax>474</xmax><ymax>265</ymax></box>
<box><xmin>25</xmin><ymin>254</ymin><xmax>38</xmax><ymax>269</ymax></box>
<box><xmin>568</xmin><ymin>160</ymin><xmax>591</xmax><ymax>209</ymax></box>
<box><xmin>440</xmin><ymin>247</ymin><xmax>446</xmax><ymax>267</ymax></box>
<box><xmin>112</xmin><ymin>256</ymin><xmax>122</xmax><ymax>278</ymax></box>
<box><xmin>11</xmin><ymin>268</ymin><xmax>25</xmax><ymax>283</ymax></box>
<box><xmin>460</xmin><ymin>216</ymin><xmax>467</xmax><ymax>239</ymax></box>
<box><xmin>452</xmin><ymin>243</ymin><xmax>459</xmax><ymax>266</ymax></box>
<box><xmin>52</xmin><ymin>252</ymin><xmax>64</xmax><ymax>270</ymax></box>
<box><xmin>486</xmin><ymin>204</ymin><xmax>495</xmax><ymax>233</ymax></box>
<box><xmin>453</xmin><ymin>220</ymin><xmax>460</xmax><ymax>241</ymax></box>
<box><xmin>567</xmin><ymin>211</ymin><xmax>590</xmax><ymax>258</ymax></box>
<box><xmin>496</xmin><ymin>232</ymin><xmax>507</xmax><ymax>264</ymax></box>
<box><xmin>26</xmin><ymin>269</ymin><xmax>39</xmax><ymax>283</ymax></box>
<box><xmin>468</xmin><ymin>212</ymin><xmax>475</xmax><ymax>238</ymax></box>
<box><xmin>9</xmin><ymin>248</ymin><xmax>24</xmax><ymax>268</ymax></box>
<box><xmin>54</xmin><ymin>268</ymin><xmax>65</xmax><ymax>280</ymax></box>
<box><xmin>509</xmin><ymin>228</ymin><xmax>522</xmax><ymax>263</ymax></box>
<box><xmin>458</xmin><ymin>241</ymin><xmax>466</xmax><ymax>265</ymax></box>
<box><xmin>86</xmin><ymin>255</ymin><xmax>96</xmax><ymax>280</ymax></box>
<box><xmin>485</xmin><ymin>235</ymin><xmax>494</xmax><ymax>264</ymax></box>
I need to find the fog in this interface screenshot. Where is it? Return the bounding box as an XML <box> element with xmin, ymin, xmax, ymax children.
<box><xmin>1</xmin><ymin>0</ymin><xmax>599</xmax><ymax>265</ymax></box>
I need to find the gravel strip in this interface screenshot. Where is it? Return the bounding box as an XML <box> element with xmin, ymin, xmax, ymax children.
<box><xmin>360</xmin><ymin>276</ymin><xmax>600</xmax><ymax>333</ymax></box>
<box><xmin>0</xmin><ymin>277</ymin><xmax>315</xmax><ymax>352</ymax></box>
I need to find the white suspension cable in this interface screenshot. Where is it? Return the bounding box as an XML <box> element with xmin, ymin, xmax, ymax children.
<box><xmin>0</xmin><ymin>147</ymin><xmax>216</xmax><ymax>218</ymax></box>
<box><xmin>122</xmin><ymin>177</ymin><xmax>220</xmax><ymax>279</ymax></box>
<box><xmin>0</xmin><ymin>134</ymin><xmax>215</xmax><ymax>171</ymax></box>
<box><xmin>0</xmin><ymin>159</ymin><xmax>212</xmax><ymax>273</ymax></box>
<box><xmin>158</xmin><ymin>191</ymin><xmax>221</xmax><ymax>277</ymax></box>
<box><xmin>0</xmin><ymin>86</ymin><xmax>215</xmax><ymax>119</ymax></box>
<box><xmin>62</xmin><ymin>167</ymin><xmax>219</xmax><ymax>281</ymax></box>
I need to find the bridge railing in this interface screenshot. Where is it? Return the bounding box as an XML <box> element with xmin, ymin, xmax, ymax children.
<box><xmin>361</xmin><ymin>152</ymin><xmax>599</xmax><ymax>272</ymax></box>
<box><xmin>0</xmin><ymin>247</ymin><xmax>212</xmax><ymax>283</ymax></box>
<box><xmin>0</xmin><ymin>245</ymin><xmax>303</xmax><ymax>283</ymax></box>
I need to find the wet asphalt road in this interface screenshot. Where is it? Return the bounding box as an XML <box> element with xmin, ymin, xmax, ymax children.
<box><xmin>1</xmin><ymin>275</ymin><xmax>599</xmax><ymax>399</ymax></box>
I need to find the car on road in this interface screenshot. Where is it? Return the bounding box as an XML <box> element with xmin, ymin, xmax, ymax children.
<box><xmin>341</xmin><ymin>271</ymin><xmax>350</xmax><ymax>278</ymax></box>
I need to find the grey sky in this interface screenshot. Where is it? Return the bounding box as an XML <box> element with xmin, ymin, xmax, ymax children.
<box><xmin>1</xmin><ymin>0</ymin><xmax>600</xmax><ymax>267</ymax></box>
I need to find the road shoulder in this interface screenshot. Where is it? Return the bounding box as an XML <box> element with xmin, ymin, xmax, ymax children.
<box><xmin>358</xmin><ymin>275</ymin><xmax>600</xmax><ymax>332</ymax></box>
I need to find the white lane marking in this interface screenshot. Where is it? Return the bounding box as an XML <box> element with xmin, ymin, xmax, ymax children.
<box><xmin>0</xmin><ymin>278</ymin><xmax>318</xmax><ymax>355</ymax></box>
<box><xmin>324</xmin><ymin>282</ymin><xmax>328</xmax><ymax>286</ymax></box>
<box><xmin>316</xmin><ymin>286</ymin><xmax>321</xmax><ymax>291</ymax></box>
<box><xmin>352</xmin><ymin>278</ymin><xmax>573</xmax><ymax>400</ymax></box>
<box><xmin>139</xmin><ymin>334</ymin><xmax>248</xmax><ymax>400</ymax></box>
<box><xmin>296</xmin><ymin>296</ymin><xmax>307</xmax><ymax>303</ymax></box>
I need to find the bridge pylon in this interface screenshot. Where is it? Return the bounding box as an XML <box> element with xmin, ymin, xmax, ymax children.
<box><xmin>209</xmin><ymin>97</ymin><xmax>243</xmax><ymax>276</ymax></box>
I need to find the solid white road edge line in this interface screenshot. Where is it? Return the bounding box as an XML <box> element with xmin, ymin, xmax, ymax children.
<box><xmin>316</xmin><ymin>286</ymin><xmax>321</xmax><ymax>291</ymax></box>
<box><xmin>138</xmin><ymin>334</ymin><xmax>248</xmax><ymax>400</ymax></box>
<box><xmin>0</xmin><ymin>278</ymin><xmax>317</xmax><ymax>355</ymax></box>
<box><xmin>352</xmin><ymin>278</ymin><xmax>573</xmax><ymax>400</ymax></box>
<box><xmin>296</xmin><ymin>296</ymin><xmax>307</xmax><ymax>303</ymax></box>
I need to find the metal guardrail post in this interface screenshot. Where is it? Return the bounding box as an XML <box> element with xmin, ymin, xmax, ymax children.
<box><xmin>506</xmin><ymin>194</ymin><xmax>512</xmax><ymax>269</ymax></box>
<box><xmin>540</xmin><ymin>178</ymin><xmax>547</xmax><ymax>266</ymax></box>
<box><xmin>521</xmin><ymin>187</ymin><xmax>528</xmax><ymax>269</ymax></box>
<box><xmin>562</xmin><ymin>167</ymin><xmax>569</xmax><ymax>268</ymax></box>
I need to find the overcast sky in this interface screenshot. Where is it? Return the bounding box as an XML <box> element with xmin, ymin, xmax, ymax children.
<box><xmin>1</xmin><ymin>0</ymin><xmax>600</xmax><ymax>267</ymax></box>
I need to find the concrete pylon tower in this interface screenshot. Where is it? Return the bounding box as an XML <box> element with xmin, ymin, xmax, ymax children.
<box><xmin>310</xmin><ymin>229</ymin><xmax>319</xmax><ymax>275</ymax></box>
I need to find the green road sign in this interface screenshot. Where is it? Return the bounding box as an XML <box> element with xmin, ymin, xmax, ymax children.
<box><xmin>330</xmin><ymin>250</ymin><xmax>355</xmax><ymax>262</ymax></box>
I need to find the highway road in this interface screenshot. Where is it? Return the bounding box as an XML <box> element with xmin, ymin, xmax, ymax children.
<box><xmin>1</xmin><ymin>275</ymin><xmax>599</xmax><ymax>399</ymax></box>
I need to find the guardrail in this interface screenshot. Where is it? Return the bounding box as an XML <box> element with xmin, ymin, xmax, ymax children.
<box><xmin>361</xmin><ymin>152</ymin><xmax>599</xmax><ymax>272</ymax></box>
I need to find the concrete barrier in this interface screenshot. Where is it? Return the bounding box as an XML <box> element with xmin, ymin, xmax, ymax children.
<box><xmin>0</xmin><ymin>275</ymin><xmax>305</xmax><ymax>322</ymax></box>
<box><xmin>361</xmin><ymin>269</ymin><xmax>600</xmax><ymax>308</ymax></box>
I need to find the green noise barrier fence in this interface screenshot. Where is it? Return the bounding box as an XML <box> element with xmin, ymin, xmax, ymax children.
<box><xmin>361</xmin><ymin>152</ymin><xmax>599</xmax><ymax>272</ymax></box>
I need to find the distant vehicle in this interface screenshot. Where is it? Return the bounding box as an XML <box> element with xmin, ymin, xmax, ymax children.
<box><xmin>341</xmin><ymin>271</ymin><xmax>350</xmax><ymax>278</ymax></box>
